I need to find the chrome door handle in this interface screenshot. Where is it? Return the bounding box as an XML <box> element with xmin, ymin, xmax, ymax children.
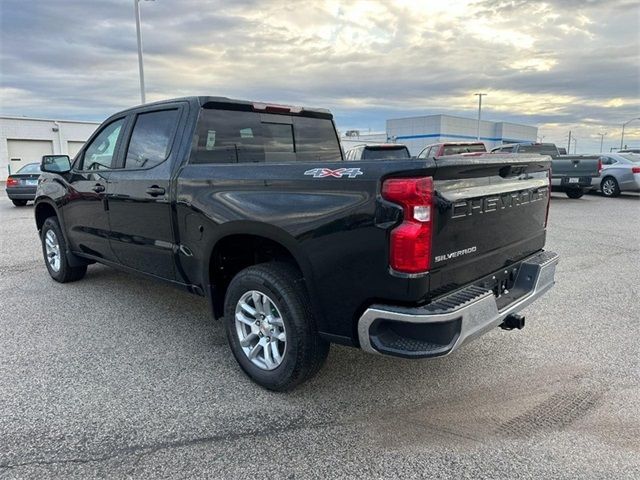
<box><xmin>145</xmin><ymin>186</ymin><xmax>165</xmax><ymax>197</ymax></box>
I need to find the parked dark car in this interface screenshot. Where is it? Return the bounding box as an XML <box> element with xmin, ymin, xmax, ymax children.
<box><xmin>418</xmin><ymin>142</ymin><xmax>486</xmax><ymax>158</ymax></box>
<box><xmin>34</xmin><ymin>96</ymin><xmax>558</xmax><ymax>390</ymax></box>
<box><xmin>5</xmin><ymin>163</ymin><xmax>41</xmax><ymax>206</ymax></box>
<box><xmin>491</xmin><ymin>142</ymin><xmax>601</xmax><ymax>199</ymax></box>
<box><xmin>345</xmin><ymin>143</ymin><xmax>410</xmax><ymax>160</ymax></box>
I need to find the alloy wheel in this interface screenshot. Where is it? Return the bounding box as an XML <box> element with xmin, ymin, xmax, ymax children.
<box><xmin>45</xmin><ymin>229</ymin><xmax>61</xmax><ymax>272</ymax></box>
<box><xmin>235</xmin><ymin>290</ymin><xmax>287</xmax><ymax>370</ymax></box>
<box><xmin>602</xmin><ymin>179</ymin><xmax>616</xmax><ymax>196</ymax></box>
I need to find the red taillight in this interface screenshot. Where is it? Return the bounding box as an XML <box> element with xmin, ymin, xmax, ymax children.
<box><xmin>632</xmin><ymin>166</ymin><xmax>640</xmax><ymax>174</ymax></box>
<box><xmin>598</xmin><ymin>158</ymin><xmax>603</xmax><ymax>173</ymax></box>
<box><xmin>381</xmin><ymin>177</ymin><xmax>433</xmax><ymax>274</ymax></box>
<box><xmin>6</xmin><ymin>177</ymin><xmax>19</xmax><ymax>187</ymax></box>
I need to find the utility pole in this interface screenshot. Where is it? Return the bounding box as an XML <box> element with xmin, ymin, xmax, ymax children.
<box><xmin>474</xmin><ymin>93</ymin><xmax>487</xmax><ymax>141</ymax></box>
<box><xmin>597</xmin><ymin>132</ymin><xmax>607</xmax><ymax>153</ymax></box>
<box><xmin>621</xmin><ymin>118</ymin><xmax>640</xmax><ymax>150</ymax></box>
<box><xmin>134</xmin><ymin>0</ymin><xmax>155</xmax><ymax>104</ymax></box>
<box><xmin>567</xmin><ymin>130</ymin><xmax>572</xmax><ymax>154</ymax></box>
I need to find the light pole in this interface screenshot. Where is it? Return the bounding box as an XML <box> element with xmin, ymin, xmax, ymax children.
<box><xmin>597</xmin><ymin>132</ymin><xmax>607</xmax><ymax>153</ymax></box>
<box><xmin>474</xmin><ymin>93</ymin><xmax>487</xmax><ymax>141</ymax></box>
<box><xmin>620</xmin><ymin>117</ymin><xmax>640</xmax><ymax>150</ymax></box>
<box><xmin>571</xmin><ymin>137</ymin><xmax>577</xmax><ymax>154</ymax></box>
<box><xmin>134</xmin><ymin>0</ymin><xmax>154</xmax><ymax>104</ymax></box>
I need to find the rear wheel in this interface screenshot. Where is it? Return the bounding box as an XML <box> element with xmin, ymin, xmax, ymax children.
<box><xmin>12</xmin><ymin>199</ymin><xmax>27</xmax><ymax>207</ymax></box>
<box><xmin>565</xmin><ymin>188</ymin><xmax>584</xmax><ymax>199</ymax></box>
<box><xmin>224</xmin><ymin>262</ymin><xmax>329</xmax><ymax>391</ymax></box>
<box><xmin>41</xmin><ymin>217</ymin><xmax>87</xmax><ymax>283</ymax></box>
<box><xmin>600</xmin><ymin>177</ymin><xmax>620</xmax><ymax>197</ymax></box>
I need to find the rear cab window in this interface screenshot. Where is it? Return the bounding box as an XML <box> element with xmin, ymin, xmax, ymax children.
<box><xmin>442</xmin><ymin>144</ymin><xmax>486</xmax><ymax>155</ymax></box>
<box><xmin>362</xmin><ymin>146</ymin><xmax>410</xmax><ymax>160</ymax></box>
<box><xmin>516</xmin><ymin>144</ymin><xmax>558</xmax><ymax>156</ymax></box>
<box><xmin>192</xmin><ymin>107</ymin><xmax>342</xmax><ymax>164</ymax></box>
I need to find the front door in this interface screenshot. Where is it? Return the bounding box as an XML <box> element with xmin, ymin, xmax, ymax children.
<box><xmin>106</xmin><ymin>106</ymin><xmax>184</xmax><ymax>280</ymax></box>
<box><xmin>63</xmin><ymin>117</ymin><xmax>126</xmax><ymax>261</ymax></box>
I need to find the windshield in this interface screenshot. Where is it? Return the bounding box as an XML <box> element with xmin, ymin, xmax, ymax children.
<box><xmin>442</xmin><ymin>144</ymin><xmax>486</xmax><ymax>155</ymax></box>
<box><xmin>363</xmin><ymin>147</ymin><xmax>410</xmax><ymax>160</ymax></box>
<box><xmin>16</xmin><ymin>163</ymin><xmax>41</xmax><ymax>174</ymax></box>
<box><xmin>620</xmin><ymin>154</ymin><xmax>640</xmax><ymax>163</ymax></box>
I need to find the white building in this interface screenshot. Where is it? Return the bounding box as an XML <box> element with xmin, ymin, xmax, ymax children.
<box><xmin>1</xmin><ymin>116</ymin><xmax>100</xmax><ymax>180</ymax></box>
<box><xmin>386</xmin><ymin>114</ymin><xmax>538</xmax><ymax>155</ymax></box>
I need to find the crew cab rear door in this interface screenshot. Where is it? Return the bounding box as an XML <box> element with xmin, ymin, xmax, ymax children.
<box><xmin>106</xmin><ymin>102</ymin><xmax>188</xmax><ymax>280</ymax></box>
<box><xmin>428</xmin><ymin>154</ymin><xmax>551</xmax><ymax>292</ymax></box>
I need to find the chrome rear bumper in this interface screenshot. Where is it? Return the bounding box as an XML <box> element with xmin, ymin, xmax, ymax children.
<box><xmin>358</xmin><ymin>250</ymin><xmax>559</xmax><ymax>358</ymax></box>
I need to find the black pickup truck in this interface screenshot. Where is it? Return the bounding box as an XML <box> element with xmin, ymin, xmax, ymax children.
<box><xmin>34</xmin><ymin>96</ymin><xmax>559</xmax><ymax>390</ymax></box>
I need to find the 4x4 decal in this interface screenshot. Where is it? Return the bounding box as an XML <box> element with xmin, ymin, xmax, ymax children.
<box><xmin>304</xmin><ymin>168</ymin><xmax>363</xmax><ymax>178</ymax></box>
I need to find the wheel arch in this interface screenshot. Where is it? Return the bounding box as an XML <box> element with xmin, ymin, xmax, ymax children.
<box><xmin>34</xmin><ymin>199</ymin><xmax>60</xmax><ymax>232</ymax></box>
<box><xmin>205</xmin><ymin>222</ymin><xmax>318</xmax><ymax>320</ymax></box>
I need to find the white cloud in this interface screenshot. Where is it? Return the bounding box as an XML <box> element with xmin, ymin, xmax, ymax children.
<box><xmin>0</xmin><ymin>0</ymin><xmax>638</xmax><ymax>151</ymax></box>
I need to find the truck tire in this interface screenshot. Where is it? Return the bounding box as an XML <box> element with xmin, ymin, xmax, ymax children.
<box><xmin>41</xmin><ymin>217</ymin><xmax>87</xmax><ymax>283</ymax></box>
<box><xmin>565</xmin><ymin>188</ymin><xmax>584</xmax><ymax>199</ymax></box>
<box><xmin>223</xmin><ymin>262</ymin><xmax>329</xmax><ymax>391</ymax></box>
<box><xmin>12</xmin><ymin>199</ymin><xmax>27</xmax><ymax>207</ymax></box>
<box><xmin>600</xmin><ymin>176</ymin><xmax>620</xmax><ymax>197</ymax></box>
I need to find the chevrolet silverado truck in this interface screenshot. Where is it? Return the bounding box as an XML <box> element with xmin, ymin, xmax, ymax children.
<box><xmin>491</xmin><ymin>142</ymin><xmax>601</xmax><ymax>198</ymax></box>
<box><xmin>34</xmin><ymin>96</ymin><xmax>559</xmax><ymax>391</ymax></box>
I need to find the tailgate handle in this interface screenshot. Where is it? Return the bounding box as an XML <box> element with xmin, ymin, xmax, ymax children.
<box><xmin>499</xmin><ymin>165</ymin><xmax>526</xmax><ymax>178</ymax></box>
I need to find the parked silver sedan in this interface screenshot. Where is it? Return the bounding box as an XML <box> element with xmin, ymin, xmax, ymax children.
<box><xmin>596</xmin><ymin>153</ymin><xmax>640</xmax><ymax>197</ymax></box>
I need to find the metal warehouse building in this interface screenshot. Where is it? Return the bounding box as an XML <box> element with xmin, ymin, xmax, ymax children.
<box><xmin>1</xmin><ymin>116</ymin><xmax>100</xmax><ymax>180</ymax></box>
<box><xmin>386</xmin><ymin>114</ymin><xmax>538</xmax><ymax>155</ymax></box>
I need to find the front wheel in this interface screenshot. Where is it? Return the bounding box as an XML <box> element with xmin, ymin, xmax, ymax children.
<box><xmin>565</xmin><ymin>188</ymin><xmax>584</xmax><ymax>199</ymax></box>
<box><xmin>224</xmin><ymin>262</ymin><xmax>329</xmax><ymax>391</ymax></box>
<box><xmin>41</xmin><ymin>217</ymin><xmax>87</xmax><ymax>283</ymax></box>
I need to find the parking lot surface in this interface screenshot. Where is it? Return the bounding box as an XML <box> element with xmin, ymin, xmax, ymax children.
<box><xmin>0</xmin><ymin>191</ymin><xmax>639</xmax><ymax>479</ymax></box>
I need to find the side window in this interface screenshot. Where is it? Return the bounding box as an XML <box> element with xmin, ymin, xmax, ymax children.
<box><xmin>502</xmin><ymin>146</ymin><xmax>513</xmax><ymax>152</ymax></box>
<box><xmin>81</xmin><ymin>118</ymin><xmax>124</xmax><ymax>170</ymax></box>
<box><xmin>418</xmin><ymin>148</ymin><xmax>427</xmax><ymax>159</ymax></box>
<box><xmin>125</xmin><ymin>109</ymin><xmax>180</xmax><ymax>169</ymax></box>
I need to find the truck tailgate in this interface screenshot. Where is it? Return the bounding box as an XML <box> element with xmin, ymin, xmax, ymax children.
<box><xmin>429</xmin><ymin>154</ymin><xmax>551</xmax><ymax>294</ymax></box>
<box><xmin>551</xmin><ymin>155</ymin><xmax>601</xmax><ymax>177</ymax></box>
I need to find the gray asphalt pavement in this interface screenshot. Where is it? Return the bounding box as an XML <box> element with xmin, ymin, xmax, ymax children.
<box><xmin>1</xmin><ymin>191</ymin><xmax>639</xmax><ymax>479</ymax></box>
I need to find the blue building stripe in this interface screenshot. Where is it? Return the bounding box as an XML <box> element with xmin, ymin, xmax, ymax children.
<box><xmin>392</xmin><ymin>133</ymin><xmax>530</xmax><ymax>143</ymax></box>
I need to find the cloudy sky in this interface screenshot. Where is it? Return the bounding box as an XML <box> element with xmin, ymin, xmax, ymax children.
<box><xmin>1</xmin><ymin>0</ymin><xmax>639</xmax><ymax>152</ymax></box>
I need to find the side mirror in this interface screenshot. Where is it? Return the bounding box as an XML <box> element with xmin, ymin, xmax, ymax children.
<box><xmin>41</xmin><ymin>155</ymin><xmax>71</xmax><ymax>173</ymax></box>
